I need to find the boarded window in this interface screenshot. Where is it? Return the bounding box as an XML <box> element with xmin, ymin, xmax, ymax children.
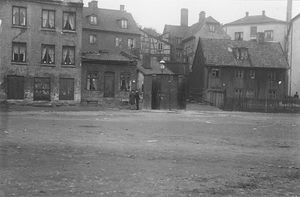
<box><xmin>12</xmin><ymin>6</ymin><xmax>26</xmax><ymax>26</ymax></box>
<box><xmin>42</xmin><ymin>10</ymin><xmax>55</xmax><ymax>29</ymax></box>
<box><xmin>87</xmin><ymin>72</ymin><xmax>98</xmax><ymax>91</ymax></box>
<box><xmin>7</xmin><ymin>76</ymin><xmax>24</xmax><ymax>99</ymax></box>
<box><xmin>12</xmin><ymin>42</ymin><xmax>26</xmax><ymax>62</ymax></box>
<box><xmin>62</xmin><ymin>46</ymin><xmax>75</xmax><ymax>65</ymax></box>
<box><xmin>63</xmin><ymin>12</ymin><xmax>76</xmax><ymax>31</ymax></box>
<box><xmin>59</xmin><ymin>78</ymin><xmax>74</xmax><ymax>100</ymax></box>
<box><xmin>41</xmin><ymin>44</ymin><xmax>55</xmax><ymax>64</ymax></box>
<box><xmin>34</xmin><ymin>77</ymin><xmax>50</xmax><ymax>101</ymax></box>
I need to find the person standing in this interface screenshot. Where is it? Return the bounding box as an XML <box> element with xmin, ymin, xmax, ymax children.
<box><xmin>135</xmin><ymin>90</ymin><xmax>140</xmax><ymax>110</ymax></box>
<box><xmin>129</xmin><ymin>90</ymin><xmax>135</xmax><ymax>110</ymax></box>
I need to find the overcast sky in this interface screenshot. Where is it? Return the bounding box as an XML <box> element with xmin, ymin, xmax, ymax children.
<box><xmin>83</xmin><ymin>0</ymin><xmax>300</xmax><ymax>33</ymax></box>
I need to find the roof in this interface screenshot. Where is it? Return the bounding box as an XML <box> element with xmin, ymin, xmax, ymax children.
<box><xmin>137</xmin><ymin>61</ymin><xmax>174</xmax><ymax>75</ymax></box>
<box><xmin>163</xmin><ymin>25</ymin><xmax>189</xmax><ymax>38</ymax></box>
<box><xmin>83</xmin><ymin>7</ymin><xmax>140</xmax><ymax>35</ymax></box>
<box><xmin>224</xmin><ymin>14</ymin><xmax>286</xmax><ymax>26</ymax></box>
<box><xmin>291</xmin><ymin>13</ymin><xmax>300</xmax><ymax>22</ymax></box>
<box><xmin>82</xmin><ymin>52</ymin><xmax>133</xmax><ymax>62</ymax></box>
<box><xmin>140</xmin><ymin>28</ymin><xmax>171</xmax><ymax>45</ymax></box>
<box><xmin>199</xmin><ymin>39</ymin><xmax>289</xmax><ymax>69</ymax></box>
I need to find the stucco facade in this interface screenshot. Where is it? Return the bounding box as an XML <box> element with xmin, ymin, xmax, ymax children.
<box><xmin>0</xmin><ymin>0</ymin><xmax>83</xmax><ymax>104</ymax></box>
<box><xmin>288</xmin><ymin>14</ymin><xmax>300</xmax><ymax>96</ymax></box>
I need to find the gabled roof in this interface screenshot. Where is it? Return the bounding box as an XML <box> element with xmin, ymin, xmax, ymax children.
<box><xmin>83</xmin><ymin>7</ymin><xmax>140</xmax><ymax>35</ymax></box>
<box><xmin>140</xmin><ymin>28</ymin><xmax>171</xmax><ymax>45</ymax></box>
<box><xmin>224</xmin><ymin>14</ymin><xmax>286</xmax><ymax>26</ymax></box>
<box><xmin>199</xmin><ymin>39</ymin><xmax>289</xmax><ymax>69</ymax></box>
<box><xmin>163</xmin><ymin>25</ymin><xmax>189</xmax><ymax>38</ymax></box>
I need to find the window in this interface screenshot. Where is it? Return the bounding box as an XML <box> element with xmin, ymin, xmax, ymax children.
<box><xmin>246</xmin><ymin>89</ymin><xmax>255</xmax><ymax>98</ymax></box>
<box><xmin>63</xmin><ymin>12</ymin><xmax>75</xmax><ymax>31</ymax></box>
<box><xmin>41</xmin><ymin>45</ymin><xmax>55</xmax><ymax>64</ymax></box>
<box><xmin>264</xmin><ymin>30</ymin><xmax>273</xmax><ymax>41</ymax></box>
<box><xmin>120</xmin><ymin>73</ymin><xmax>130</xmax><ymax>91</ymax></box>
<box><xmin>34</xmin><ymin>77</ymin><xmax>51</xmax><ymax>101</ymax></box>
<box><xmin>128</xmin><ymin>38</ymin><xmax>136</xmax><ymax>49</ymax></box>
<box><xmin>234</xmin><ymin>88</ymin><xmax>243</xmax><ymax>97</ymax></box>
<box><xmin>121</xmin><ymin>19</ymin><xmax>128</xmax><ymax>29</ymax></box>
<box><xmin>62</xmin><ymin>46</ymin><xmax>75</xmax><ymax>65</ymax></box>
<box><xmin>89</xmin><ymin>15</ymin><xmax>97</xmax><ymax>25</ymax></box>
<box><xmin>268</xmin><ymin>89</ymin><xmax>276</xmax><ymax>99</ymax></box>
<box><xmin>175</xmin><ymin>37</ymin><xmax>182</xmax><ymax>45</ymax></box>
<box><xmin>7</xmin><ymin>76</ymin><xmax>24</xmax><ymax>99</ymax></box>
<box><xmin>235</xmin><ymin>70</ymin><xmax>244</xmax><ymax>79</ymax></box>
<box><xmin>208</xmin><ymin>24</ymin><xmax>215</xmax><ymax>32</ymax></box>
<box><xmin>249</xmin><ymin>70</ymin><xmax>255</xmax><ymax>79</ymax></box>
<box><xmin>12</xmin><ymin>6</ymin><xmax>26</xmax><ymax>26</ymax></box>
<box><xmin>42</xmin><ymin>10</ymin><xmax>55</xmax><ymax>29</ymax></box>
<box><xmin>12</xmin><ymin>42</ymin><xmax>26</xmax><ymax>62</ymax></box>
<box><xmin>268</xmin><ymin>71</ymin><xmax>276</xmax><ymax>81</ymax></box>
<box><xmin>87</xmin><ymin>72</ymin><xmax>98</xmax><ymax>91</ymax></box>
<box><xmin>250</xmin><ymin>26</ymin><xmax>257</xmax><ymax>37</ymax></box>
<box><xmin>59</xmin><ymin>78</ymin><xmax>74</xmax><ymax>100</ymax></box>
<box><xmin>115</xmin><ymin>37</ymin><xmax>122</xmax><ymax>47</ymax></box>
<box><xmin>89</xmin><ymin>35</ymin><xmax>97</xmax><ymax>44</ymax></box>
<box><xmin>233</xmin><ymin>48</ymin><xmax>248</xmax><ymax>60</ymax></box>
<box><xmin>234</xmin><ymin>32</ymin><xmax>243</xmax><ymax>41</ymax></box>
<box><xmin>158</xmin><ymin>42</ymin><xmax>163</xmax><ymax>52</ymax></box>
<box><xmin>211</xmin><ymin>69</ymin><xmax>220</xmax><ymax>78</ymax></box>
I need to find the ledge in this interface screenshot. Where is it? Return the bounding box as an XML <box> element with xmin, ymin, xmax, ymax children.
<box><xmin>61</xmin><ymin>30</ymin><xmax>77</xmax><ymax>34</ymax></box>
<box><xmin>11</xmin><ymin>62</ymin><xmax>28</xmax><ymax>66</ymax></box>
<box><xmin>40</xmin><ymin>28</ymin><xmax>57</xmax><ymax>32</ymax></box>
<box><xmin>41</xmin><ymin>64</ymin><xmax>56</xmax><ymax>67</ymax></box>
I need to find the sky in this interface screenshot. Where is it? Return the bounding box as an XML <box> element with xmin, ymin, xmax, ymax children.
<box><xmin>83</xmin><ymin>0</ymin><xmax>300</xmax><ymax>33</ymax></box>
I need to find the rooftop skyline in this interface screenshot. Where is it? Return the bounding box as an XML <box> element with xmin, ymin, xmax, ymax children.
<box><xmin>83</xmin><ymin>0</ymin><xmax>300</xmax><ymax>33</ymax></box>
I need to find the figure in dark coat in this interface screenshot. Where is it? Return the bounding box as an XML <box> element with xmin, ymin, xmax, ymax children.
<box><xmin>135</xmin><ymin>90</ymin><xmax>140</xmax><ymax>110</ymax></box>
<box><xmin>129</xmin><ymin>90</ymin><xmax>135</xmax><ymax>110</ymax></box>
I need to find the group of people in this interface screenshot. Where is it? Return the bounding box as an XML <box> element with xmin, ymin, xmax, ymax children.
<box><xmin>129</xmin><ymin>90</ymin><xmax>140</xmax><ymax>110</ymax></box>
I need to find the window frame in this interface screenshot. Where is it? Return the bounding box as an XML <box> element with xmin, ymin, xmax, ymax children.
<box><xmin>211</xmin><ymin>68</ymin><xmax>220</xmax><ymax>78</ymax></box>
<box><xmin>12</xmin><ymin>6</ymin><xmax>27</xmax><ymax>27</ymax></box>
<box><xmin>89</xmin><ymin>15</ymin><xmax>97</xmax><ymax>25</ymax></box>
<box><xmin>89</xmin><ymin>34</ymin><xmax>97</xmax><ymax>44</ymax></box>
<box><xmin>235</xmin><ymin>69</ymin><xmax>244</xmax><ymax>79</ymax></box>
<box><xmin>62</xmin><ymin>46</ymin><xmax>75</xmax><ymax>65</ymax></box>
<box><xmin>115</xmin><ymin>37</ymin><xmax>122</xmax><ymax>47</ymax></box>
<box><xmin>120</xmin><ymin>72</ymin><xmax>131</xmax><ymax>92</ymax></box>
<box><xmin>12</xmin><ymin>42</ymin><xmax>27</xmax><ymax>63</ymax></box>
<box><xmin>121</xmin><ymin>19</ymin><xmax>128</xmax><ymax>29</ymax></box>
<box><xmin>86</xmin><ymin>72</ymin><xmax>98</xmax><ymax>91</ymax></box>
<box><xmin>41</xmin><ymin>9</ymin><xmax>55</xmax><ymax>29</ymax></box>
<box><xmin>33</xmin><ymin>77</ymin><xmax>51</xmax><ymax>101</ymax></box>
<box><xmin>234</xmin><ymin>32</ymin><xmax>243</xmax><ymax>41</ymax></box>
<box><xmin>41</xmin><ymin>44</ymin><xmax>55</xmax><ymax>64</ymax></box>
<box><xmin>62</xmin><ymin>11</ymin><xmax>76</xmax><ymax>31</ymax></box>
<box><xmin>127</xmin><ymin>38</ymin><xmax>136</xmax><ymax>49</ymax></box>
<box><xmin>208</xmin><ymin>24</ymin><xmax>216</xmax><ymax>32</ymax></box>
<box><xmin>264</xmin><ymin>30</ymin><xmax>274</xmax><ymax>41</ymax></box>
<box><xmin>234</xmin><ymin>88</ymin><xmax>243</xmax><ymax>98</ymax></box>
<box><xmin>250</xmin><ymin>26</ymin><xmax>257</xmax><ymax>37</ymax></box>
<box><xmin>249</xmin><ymin>70</ymin><xmax>255</xmax><ymax>79</ymax></box>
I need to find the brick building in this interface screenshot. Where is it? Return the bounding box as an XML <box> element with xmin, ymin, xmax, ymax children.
<box><xmin>81</xmin><ymin>1</ymin><xmax>141</xmax><ymax>105</ymax></box>
<box><xmin>190</xmin><ymin>38</ymin><xmax>289</xmax><ymax>111</ymax></box>
<box><xmin>0</xmin><ymin>0</ymin><xmax>83</xmax><ymax>104</ymax></box>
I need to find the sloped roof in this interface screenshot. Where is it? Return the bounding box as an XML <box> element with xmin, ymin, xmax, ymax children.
<box><xmin>163</xmin><ymin>25</ymin><xmax>189</xmax><ymax>38</ymax></box>
<box><xmin>82</xmin><ymin>52</ymin><xmax>132</xmax><ymax>62</ymax></box>
<box><xmin>291</xmin><ymin>13</ymin><xmax>300</xmax><ymax>22</ymax></box>
<box><xmin>224</xmin><ymin>15</ymin><xmax>286</xmax><ymax>26</ymax></box>
<box><xmin>83</xmin><ymin>7</ymin><xmax>140</xmax><ymax>35</ymax></box>
<box><xmin>137</xmin><ymin>61</ymin><xmax>174</xmax><ymax>75</ymax></box>
<box><xmin>199</xmin><ymin>39</ymin><xmax>289</xmax><ymax>69</ymax></box>
<box><xmin>140</xmin><ymin>28</ymin><xmax>171</xmax><ymax>45</ymax></box>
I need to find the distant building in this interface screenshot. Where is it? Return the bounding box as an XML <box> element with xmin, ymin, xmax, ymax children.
<box><xmin>163</xmin><ymin>9</ymin><xmax>229</xmax><ymax>65</ymax></box>
<box><xmin>223</xmin><ymin>11</ymin><xmax>287</xmax><ymax>49</ymax></box>
<box><xmin>288</xmin><ymin>13</ymin><xmax>300</xmax><ymax>96</ymax></box>
<box><xmin>81</xmin><ymin>1</ymin><xmax>141</xmax><ymax>105</ymax></box>
<box><xmin>0</xmin><ymin>0</ymin><xmax>83</xmax><ymax>104</ymax></box>
<box><xmin>190</xmin><ymin>38</ymin><xmax>289</xmax><ymax>111</ymax></box>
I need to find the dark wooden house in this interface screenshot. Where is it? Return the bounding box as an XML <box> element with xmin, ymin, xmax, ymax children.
<box><xmin>190</xmin><ymin>38</ymin><xmax>289</xmax><ymax>111</ymax></box>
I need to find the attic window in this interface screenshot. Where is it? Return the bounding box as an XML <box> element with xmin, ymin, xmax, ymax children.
<box><xmin>121</xmin><ymin>19</ymin><xmax>128</xmax><ymax>29</ymax></box>
<box><xmin>233</xmin><ymin>48</ymin><xmax>248</xmax><ymax>60</ymax></box>
<box><xmin>208</xmin><ymin>24</ymin><xmax>215</xmax><ymax>32</ymax></box>
<box><xmin>89</xmin><ymin>15</ymin><xmax>97</xmax><ymax>25</ymax></box>
<box><xmin>211</xmin><ymin>69</ymin><xmax>220</xmax><ymax>78</ymax></box>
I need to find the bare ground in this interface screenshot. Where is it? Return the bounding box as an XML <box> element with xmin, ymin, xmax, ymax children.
<box><xmin>0</xmin><ymin>108</ymin><xmax>299</xmax><ymax>197</ymax></box>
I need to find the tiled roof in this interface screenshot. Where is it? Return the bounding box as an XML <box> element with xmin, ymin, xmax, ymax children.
<box><xmin>200</xmin><ymin>39</ymin><xmax>289</xmax><ymax>69</ymax></box>
<box><xmin>224</xmin><ymin>15</ymin><xmax>286</xmax><ymax>26</ymax></box>
<box><xmin>163</xmin><ymin>25</ymin><xmax>189</xmax><ymax>38</ymax></box>
<box><xmin>83</xmin><ymin>7</ymin><xmax>140</xmax><ymax>35</ymax></box>
<box><xmin>137</xmin><ymin>61</ymin><xmax>174</xmax><ymax>75</ymax></box>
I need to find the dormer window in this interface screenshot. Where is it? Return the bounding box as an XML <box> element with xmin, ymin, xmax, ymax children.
<box><xmin>89</xmin><ymin>15</ymin><xmax>97</xmax><ymax>25</ymax></box>
<box><xmin>233</xmin><ymin>48</ymin><xmax>248</xmax><ymax>60</ymax></box>
<box><xmin>121</xmin><ymin>19</ymin><xmax>128</xmax><ymax>29</ymax></box>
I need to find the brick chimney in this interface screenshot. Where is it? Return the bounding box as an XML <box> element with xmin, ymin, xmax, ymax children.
<box><xmin>246</xmin><ymin>12</ymin><xmax>249</xmax><ymax>17</ymax></box>
<box><xmin>257</xmin><ymin>32</ymin><xmax>265</xmax><ymax>44</ymax></box>
<box><xmin>120</xmin><ymin>5</ymin><xmax>125</xmax><ymax>11</ymax></box>
<box><xmin>286</xmin><ymin>0</ymin><xmax>292</xmax><ymax>22</ymax></box>
<box><xmin>88</xmin><ymin>0</ymin><xmax>98</xmax><ymax>8</ymax></box>
<box><xmin>181</xmin><ymin>8</ymin><xmax>188</xmax><ymax>26</ymax></box>
<box><xmin>199</xmin><ymin>11</ymin><xmax>206</xmax><ymax>23</ymax></box>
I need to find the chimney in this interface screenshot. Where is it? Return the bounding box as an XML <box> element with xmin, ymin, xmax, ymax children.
<box><xmin>199</xmin><ymin>11</ymin><xmax>206</xmax><ymax>23</ymax></box>
<box><xmin>88</xmin><ymin>0</ymin><xmax>98</xmax><ymax>8</ymax></box>
<box><xmin>180</xmin><ymin>8</ymin><xmax>188</xmax><ymax>26</ymax></box>
<box><xmin>120</xmin><ymin>5</ymin><xmax>125</xmax><ymax>11</ymax></box>
<box><xmin>286</xmin><ymin>0</ymin><xmax>292</xmax><ymax>22</ymax></box>
<box><xmin>246</xmin><ymin>12</ymin><xmax>249</xmax><ymax>17</ymax></box>
<box><xmin>262</xmin><ymin>10</ymin><xmax>265</xmax><ymax>16</ymax></box>
<box><xmin>257</xmin><ymin>32</ymin><xmax>265</xmax><ymax>44</ymax></box>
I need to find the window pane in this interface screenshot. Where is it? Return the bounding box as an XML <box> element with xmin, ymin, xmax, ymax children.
<box><xmin>13</xmin><ymin>7</ymin><xmax>19</xmax><ymax>25</ymax></box>
<box><xmin>42</xmin><ymin>11</ymin><xmax>48</xmax><ymax>27</ymax></box>
<box><xmin>19</xmin><ymin>8</ymin><xmax>26</xmax><ymax>26</ymax></box>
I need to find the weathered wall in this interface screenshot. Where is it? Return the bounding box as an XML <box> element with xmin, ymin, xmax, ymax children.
<box><xmin>0</xmin><ymin>0</ymin><xmax>82</xmax><ymax>104</ymax></box>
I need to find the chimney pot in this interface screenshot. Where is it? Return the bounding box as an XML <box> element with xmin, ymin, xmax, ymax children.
<box><xmin>88</xmin><ymin>0</ymin><xmax>98</xmax><ymax>8</ymax></box>
<box><xmin>180</xmin><ymin>8</ymin><xmax>188</xmax><ymax>26</ymax></box>
<box><xmin>262</xmin><ymin>10</ymin><xmax>265</xmax><ymax>16</ymax></box>
<box><xmin>199</xmin><ymin>11</ymin><xmax>206</xmax><ymax>23</ymax></box>
<box><xmin>246</xmin><ymin>12</ymin><xmax>249</xmax><ymax>17</ymax></box>
<box><xmin>120</xmin><ymin>5</ymin><xmax>125</xmax><ymax>11</ymax></box>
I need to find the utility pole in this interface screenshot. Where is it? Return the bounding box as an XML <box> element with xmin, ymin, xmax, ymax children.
<box><xmin>286</xmin><ymin>0</ymin><xmax>293</xmax><ymax>96</ymax></box>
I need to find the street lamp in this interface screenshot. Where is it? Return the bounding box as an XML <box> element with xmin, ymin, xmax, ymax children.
<box><xmin>160</xmin><ymin>60</ymin><xmax>165</xmax><ymax>74</ymax></box>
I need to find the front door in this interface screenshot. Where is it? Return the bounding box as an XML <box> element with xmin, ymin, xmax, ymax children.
<box><xmin>7</xmin><ymin>75</ymin><xmax>24</xmax><ymax>99</ymax></box>
<box><xmin>104</xmin><ymin>72</ymin><xmax>115</xmax><ymax>97</ymax></box>
<box><xmin>151</xmin><ymin>77</ymin><xmax>161</xmax><ymax>109</ymax></box>
<box><xmin>59</xmin><ymin>78</ymin><xmax>74</xmax><ymax>100</ymax></box>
